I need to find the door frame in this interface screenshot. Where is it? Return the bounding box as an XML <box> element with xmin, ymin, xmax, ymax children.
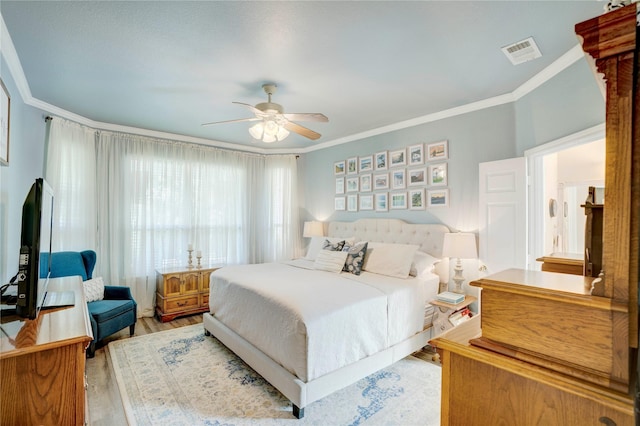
<box><xmin>524</xmin><ymin>123</ymin><xmax>605</xmax><ymax>269</ymax></box>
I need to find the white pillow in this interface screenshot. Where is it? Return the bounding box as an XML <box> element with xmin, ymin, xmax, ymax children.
<box><xmin>362</xmin><ymin>242</ymin><xmax>420</xmax><ymax>278</ymax></box>
<box><xmin>409</xmin><ymin>251</ymin><xmax>442</xmax><ymax>277</ymax></box>
<box><xmin>314</xmin><ymin>250</ymin><xmax>349</xmax><ymax>273</ymax></box>
<box><xmin>305</xmin><ymin>236</ymin><xmax>355</xmax><ymax>260</ymax></box>
<box><xmin>83</xmin><ymin>276</ymin><xmax>105</xmax><ymax>302</ymax></box>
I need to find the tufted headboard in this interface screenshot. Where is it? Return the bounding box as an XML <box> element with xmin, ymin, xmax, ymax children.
<box><xmin>327</xmin><ymin>218</ymin><xmax>450</xmax><ymax>283</ymax></box>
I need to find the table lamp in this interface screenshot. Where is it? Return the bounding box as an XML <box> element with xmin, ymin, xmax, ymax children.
<box><xmin>442</xmin><ymin>232</ymin><xmax>478</xmax><ymax>294</ymax></box>
<box><xmin>303</xmin><ymin>221</ymin><xmax>324</xmax><ymax>238</ymax></box>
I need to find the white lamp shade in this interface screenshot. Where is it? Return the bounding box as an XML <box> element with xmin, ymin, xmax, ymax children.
<box><xmin>442</xmin><ymin>232</ymin><xmax>477</xmax><ymax>259</ymax></box>
<box><xmin>303</xmin><ymin>221</ymin><xmax>324</xmax><ymax>238</ymax></box>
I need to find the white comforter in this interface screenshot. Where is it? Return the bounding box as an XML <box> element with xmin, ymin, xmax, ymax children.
<box><xmin>209</xmin><ymin>259</ymin><xmax>434</xmax><ymax>382</ymax></box>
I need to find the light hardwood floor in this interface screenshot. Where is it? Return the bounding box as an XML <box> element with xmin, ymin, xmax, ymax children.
<box><xmin>86</xmin><ymin>314</ymin><xmax>204</xmax><ymax>425</ymax></box>
<box><xmin>86</xmin><ymin>315</ymin><xmax>438</xmax><ymax>425</ymax></box>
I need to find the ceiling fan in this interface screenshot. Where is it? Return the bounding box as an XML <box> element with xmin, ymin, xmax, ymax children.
<box><xmin>202</xmin><ymin>83</ymin><xmax>328</xmax><ymax>143</ymax></box>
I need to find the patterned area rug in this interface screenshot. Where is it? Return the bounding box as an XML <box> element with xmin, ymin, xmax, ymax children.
<box><xmin>109</xmin><ymin>324</ymin><xmax>441</xmax><ymax>425</ymax></box>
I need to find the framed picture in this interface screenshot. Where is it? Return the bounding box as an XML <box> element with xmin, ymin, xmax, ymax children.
<box><xmin>359</xmin><ymin>155</ymin><xmax>373</xmax><ymax>173</ymax></box>
<box><xmin>427</xmin><ymin>140</ymin><xmax>448</xmax><ymax>161</ymax></box>
<box><xmin>429</xmin><ymin>163</ymin><xmax>448</xmax><ymax>186</ymax></box>
<box><xmin>347</xmin><ymin>157</ymin><xmax>358</xmax><ymax>174</ymax></box>
<box><xmin>373</xmin><ymin>173</ymin><xmax>389</xmax><ymax>190</ymax></box>
<box><xmin>360</xmin><ymin>194</ymin><xmax>374</xmax><ymax>210</ymax></box>
<box><xmin>335</xmin><ymin>177</ymin><xmax>345</xmax><ymax>194</ymax></box>
<box><xmin>347</xmin><ymin>194</ymin><xmax>358</xmax><ymax>212</ymax></box>
<box><xmin>391</xmin><ymin>169</ymin><xmax>406</xmax><ymax>189</ymax></box>
<box><xmin>390</xmin><ymin>192</ymin><xmax>407</xmax><ymax>210</ymax></box>
<box><xmin>346</xmin><ymin>177</ymin><xmax>359</xmax><ymax>192</ymax></box>
<box><xmin>408</xmin><ymin>168</ymin><xmax>427</xmax><ymax>186</ymax></box>
<box><xmin>0</xmin><ymin>79</ymin><xmax>10</xmax><ymax>166</ymax></box>
<box><xmin>374</xmin><ymin>151</ymin><xmax>388</xmax><ymax>170</ymax></box>
<box><xmin>408</xmin><ymin>144</ymin><xmax>424</xmax><ymax>165</ymax></box>
<box><xmin>360</xmin><ymin>174</ymin><xmax>372</xmax><ymax>192</ymax></box>
<box><xmin>334</xmin><ymin>160</ymin><xmax>345</xmax><ymax>175</ymax></box>
<box><xmin>409</xmin><ymin>188</ymin><xmax>425</xmax><ymax>210</ymax></box>
<box><xmin>375</xmin><ymin>192</ymin><xmax>388</xmax><ymax>212</ymax></box>
<box><xmin>389</xmin><ymin>149</ymin><xmax>406</xmax><ymax>167</ymax></box>
<box><xmin>427</xmin><ymin>189</ymin><xmax>449</xmax><ymax>208</ymax></box>
<box><xmin>335</xmin><ymin>196</ymin><xmax>346</xmax><ymax>211</ymax></box>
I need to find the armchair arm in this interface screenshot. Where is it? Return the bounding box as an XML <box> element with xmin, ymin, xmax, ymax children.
<box><xmin>104</xmin><ymin>285</ymin><xmax>134</xmax><ymax>300</ymax></box>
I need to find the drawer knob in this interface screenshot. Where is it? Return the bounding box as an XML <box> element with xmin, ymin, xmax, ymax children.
<box><xmin>599</xmin><ymin>417</ymin><xmax>616</xmax><ymax>426</ymax></box>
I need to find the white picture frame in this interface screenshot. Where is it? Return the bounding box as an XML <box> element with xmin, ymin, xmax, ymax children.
<box><xmin>359</xmin><ymin>194</ymin><xmax>374</xmax><ymax>210</ymax></box>
<box><xmin>427</xmin><ymin>140</ymin><xmax>448</xmax><ymax>161</ymax></box>
<box><xmin>347</xmin><ymin>194</ymin><xmax>358</xmax><ymax>212</ymax></box>
<box><xmin>390</xmin><ymin>192</ymin><xmax>407</xmax><ymax>210</ymax></box>
<box><xmin>429</xmin><ymin>163</ymin><xmax>448</xmax><ymax>186</ymax></box>
<box><xmin>359</xmin><ymin>155</ymin><xmax>373</xmax><ymax>173</ymax></box>
<box><xmin>335</xmin><ymin>196</ymin><xmax>346</xmax><ymax>211</ymax></box>
<box><xmin>427</xmin><ymin>189</ymin><xmax>449</xmax><ymax>208</ymax></box>
<box><xmin>409</xmin><ymin>188</ymin><xmax>425</xmax><ymax>210</ymax></box>
<box><xmin>0</xmin><ymin>79</ymin><xmax>9</xmax><ymax>166</ymax></box>
<box><xmin>334</xmin><ymin>160</ymin><xmax>345</xmax><ymax>175</ymax></box>
<box><xmin>408</xmin><ymin>144</ymin><xmax>424</xmax><ymax>165</ymax></box>
<box><xmin>373</xmin><ymin>173</ymin><xmax>389</xmax><ymax>190</ymax></box>
<box><xmin>391</xmin><ymin>169</ymin><xmax>406</xmax><ymax>189</ymax></box>
<box><xmin>335</xmin><ymin>177</ymin><xmax>345</xmax><ymax>194</ymax></box>
<box><xmin>360</xmin><ymin>174</ymin><xmax>372</xmax><ymax>192</ymax></box>
<box><xmin>347</xmin><ymin>157</ymin><xmax>358</xmax><ymax>175</ymax></box>
<box><xmin>375</xmin><ymin>192</ymin><xmax>388</xmax><ymax>212</ymax></box>
<box><xmin>408</xmin><ymin>168</ymin><xmax>427</xmax><ymax>186</ymax></box>
<box><xmin>346</xmin><ymin>177</ymin><xmax>359</xmax><ymax>192</ymax></box>
<box><xmin>389</xmin><ymin>148</ymin><xmax>406</xmax><ymax>167</ymax></box>
<box><xmin>374</xmin><ymin>151</ymin><xmax>388</xmax><ymax>170</ymax></box>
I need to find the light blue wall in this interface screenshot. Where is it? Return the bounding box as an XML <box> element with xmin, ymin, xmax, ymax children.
<box><xmin>299</xmin><ymin>57</ymin><xmax>605</xmax><ymax>233</ymax></box>
<box><xmin>0</xmin><ymin>54</ymin><xmax>48</xmax><ymax>282</ymax></box>
<box><xmin>515</xmin><ymin>59</ymin><xmax>605</xmax><ymax>156</ymax></box>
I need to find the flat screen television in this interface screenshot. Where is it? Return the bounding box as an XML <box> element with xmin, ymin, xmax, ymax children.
<box><xmin>15</xmin><ymin>178</ymin><xmax>54</xmax><ymax>319</ymax></box>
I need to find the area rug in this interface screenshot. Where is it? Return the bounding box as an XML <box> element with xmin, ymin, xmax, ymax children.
<box><xmin>109</xmin><ymin>324</ymin><xmax>441</xmax><ymax>426</ymax></box>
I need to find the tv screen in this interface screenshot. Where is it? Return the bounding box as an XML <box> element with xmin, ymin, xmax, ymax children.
<box><xmin>16</xmin><ymin>178</ymin><xmax>54</xmax><ymax>319</ymax></box>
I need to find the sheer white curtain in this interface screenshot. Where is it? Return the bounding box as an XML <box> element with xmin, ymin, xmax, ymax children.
<box><xmin>45</xmin><ymin>126</ymin><xmax>297</xmax><ymax>317</ymax></box>
<box><xmin>45</xmin><ymin>119</ymin><xmax>97</xmax><ymax>251</ymax></box>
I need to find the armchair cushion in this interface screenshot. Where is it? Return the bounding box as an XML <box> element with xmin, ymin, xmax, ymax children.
<box><xmin>83</xmin><ymin>277</ymin><xmax>105</xmax><ymax>302</ymax></box>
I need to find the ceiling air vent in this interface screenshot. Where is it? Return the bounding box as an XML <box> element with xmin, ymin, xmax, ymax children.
<box><xmin>501</xmin><ymin>37</ymin><xmax>542</xmax><ymax>65</ymax></box>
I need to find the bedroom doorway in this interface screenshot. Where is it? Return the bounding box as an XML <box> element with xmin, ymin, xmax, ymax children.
<box><xmin>525</xmin><ymin>124</ymin><xmax>606</xmax><ymax>270</ymax></box>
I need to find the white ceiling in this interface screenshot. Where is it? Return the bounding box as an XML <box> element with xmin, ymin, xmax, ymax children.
<box><xmin>0</xmin><ymin>1</ymin><xmax>605</xmax><ymax>153</ymax></box>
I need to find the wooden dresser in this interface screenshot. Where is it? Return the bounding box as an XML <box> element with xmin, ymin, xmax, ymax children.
<box><xmin>432</xmin><ymin>5</ymin><xmax>639</xmax><ymax>425</ymax></box>
<box><xmin>536</xmin><ymin>252</ymin><xmax>584</xmax><ymax>275</ymax></box>
<box><xmin>156</xmin><ymin>265</ymin><xmax>221</xmax><ymax>322</ymax></box>
<box><xmin>0</xmin><ymin>276</ymin><xmax>93</xmax><ymax>425</ymax></box>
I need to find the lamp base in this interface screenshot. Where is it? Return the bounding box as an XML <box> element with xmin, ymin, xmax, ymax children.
<box><xmin>451</xmin><ymin>259</ymin><xmax>466</xmax><ymax>294</ymax></box>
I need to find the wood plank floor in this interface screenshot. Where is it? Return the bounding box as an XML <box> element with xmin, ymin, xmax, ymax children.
<box><xmin>86</xmin><ymin>314</ymin><xmax>204</xmax><ymax>426</ymax></box>
<box><xmin>86</xmin><ymin>314</ymin><xmax>438</xmax><ymax>425</ymax></box>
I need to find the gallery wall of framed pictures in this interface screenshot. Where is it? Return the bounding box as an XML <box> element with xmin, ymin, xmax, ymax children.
<box><xmin>333</xmin><ymin>140</ymin><xmax>449</xmax><ymax>212</ymax></box>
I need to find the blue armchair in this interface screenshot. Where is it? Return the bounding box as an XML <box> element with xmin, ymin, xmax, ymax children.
<box><xmin>48</xmin><ymin>250</ymin><xmax>137</xmax><ymax>357</ymax></box>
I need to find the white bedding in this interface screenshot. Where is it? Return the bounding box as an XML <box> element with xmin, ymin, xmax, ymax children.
<box><xmin>209</xmin><ymin>259</ymin><xmax>438</xmax><ymax>382</ymax></box>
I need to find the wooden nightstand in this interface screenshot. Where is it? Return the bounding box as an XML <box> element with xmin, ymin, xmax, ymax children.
<box><xmin>429</xmin><ymin>295</ymin><xmax>477</xmax><ymax>338</ymax></box>
<box><xmin>156</xmin><ymin>265</ymin><xmax>222</xmax><ymax>322</ymax></box>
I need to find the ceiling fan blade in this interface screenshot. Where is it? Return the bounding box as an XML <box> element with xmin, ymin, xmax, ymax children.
<box><xmin>282</xmin><ymin>112</ymin><xmax>328</xmax><ymax>122</ymax></box>
<box><xmin>201</xmin><ymin>117</ymin><xmax>259</xmax><ymax>126</ymax></box>
<box><xmin>284</xmin><ymin>121</ymin><xmax>322</xmax><ymax>140</ymax></box>
<box><xmin>232</xmin><ymin>101</ymin><xmax>265</xmax><ymax>116</ymax></box>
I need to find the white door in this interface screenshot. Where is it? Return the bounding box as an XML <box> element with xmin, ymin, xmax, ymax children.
<box><xmin>478</xmin><ymin>157</ymin><xmax>527</xmax><ymax>274</ymax></box>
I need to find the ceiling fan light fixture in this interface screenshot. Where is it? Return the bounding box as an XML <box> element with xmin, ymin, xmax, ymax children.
<box><xmin>248</xmin><ymin>122</ymin><xmax>264</xmax><ymax>140</ymax></box>
<box><xmin>248</xmin><ymin>118</ymin><xmax>290</xmax><ymax>143</ymax></box>
<box><xmin>276</xmin><ymin>126</ymin><xmax>290</xmax><ymax>141</ymax></box>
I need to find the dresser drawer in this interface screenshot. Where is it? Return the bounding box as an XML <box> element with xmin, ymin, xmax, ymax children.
<box><xmin>158</xmin><ymin>294</ymin><xmax>200</xmax><ymax>313</ymax></box>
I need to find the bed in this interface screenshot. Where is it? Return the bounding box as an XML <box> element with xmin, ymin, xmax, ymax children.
<box><xmin>202</xmin><ymin>218</ymin><xmax>450</xmax><ymax>418</ymax></box>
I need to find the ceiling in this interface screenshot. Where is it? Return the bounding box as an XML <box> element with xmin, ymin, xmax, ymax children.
<box><xmin>0</xmin><ymin>1</ymin><xmax>605</xmax><ymax>153</ymax></box>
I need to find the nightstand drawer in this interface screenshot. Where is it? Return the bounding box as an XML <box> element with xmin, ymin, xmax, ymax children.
<box><xmin>158</xmin><ymin>295</ymin><xmax>199</xmax><ymax>313</ymax></box>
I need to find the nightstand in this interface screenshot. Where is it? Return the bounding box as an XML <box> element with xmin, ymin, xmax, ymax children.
<box><xmin>429</xmin><ymin>295</ymin><xmax>477</xmax><ymax>338</ymax></box>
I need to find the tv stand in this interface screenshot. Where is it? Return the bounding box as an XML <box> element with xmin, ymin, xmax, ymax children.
<box><xmin>0</xmin><ymin>276</ymin><xmax>92</xmax><ymax>425</ymax></box>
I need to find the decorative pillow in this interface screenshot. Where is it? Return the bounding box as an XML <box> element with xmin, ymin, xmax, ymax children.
<box><xmin>409</xmin><ymin>251</ymin><xmax>442</xmax><ymax>277</ymax></box>
<box><xmin>322</xmin><ymin>239</ymin><xmax>346</xmax><ymax>252</ymax></box>
<box><xmin>83</xmin><ymin>276</ymin><xmax>105</xmax><ymax>302</ymax></box>
<box><xmin>314</xmin><ymin>250</ymin><xmax>349</xmax><ymax>273</ymax></box>
<box><xmin>342</xmin><ymin>242</ymin><xmax>368</xmax><ymax>275</ymax></box>
<box><xmin>362</xmin><ymin>242</ymin><xmax>420</xmax><ymax>278</ymax></box>
<box><xmin>305</xmin><ymin>236</ymin><xmax>354</xmax><ymax>260</ymax></box>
